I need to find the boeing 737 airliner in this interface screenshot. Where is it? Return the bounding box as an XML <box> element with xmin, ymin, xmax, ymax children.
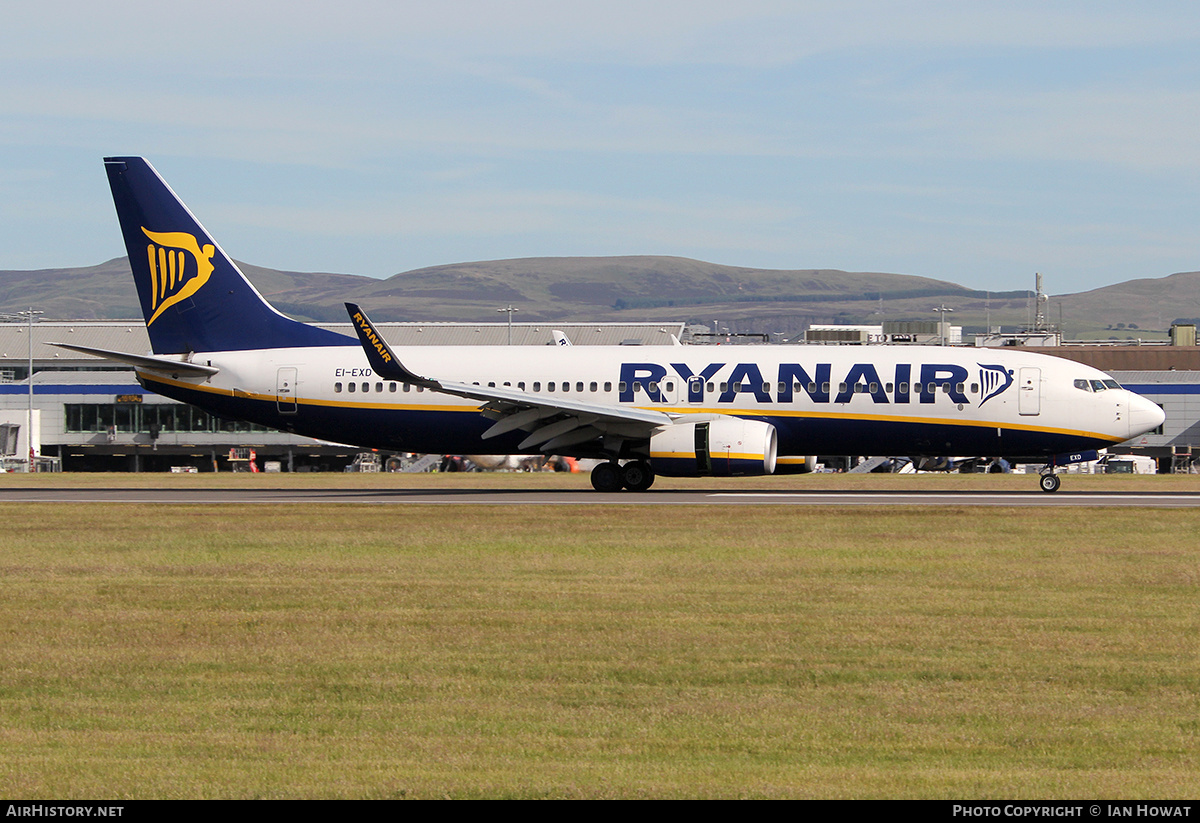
<box><xmin>52</xmin><ymin>157</ymin><xmax>1166</xmax><ymax>492</ymax></box>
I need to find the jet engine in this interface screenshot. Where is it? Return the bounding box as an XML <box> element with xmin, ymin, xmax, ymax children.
<box><xmin>649</xmin><ymin>418</ymin><xmax>777</xmax><ymax>477</ymax></box>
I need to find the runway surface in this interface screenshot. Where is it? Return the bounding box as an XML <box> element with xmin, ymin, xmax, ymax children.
<box><xmin>3</xmin><ymin>487</ymin><xmax>1200</xmax><ymax>506</ymax></box>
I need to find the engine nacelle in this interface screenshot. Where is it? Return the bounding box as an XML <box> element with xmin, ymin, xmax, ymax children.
<box><xmin>650</xmin><ymin>418</ymin><xmax>778</xmax><ymax>477</ymax></box>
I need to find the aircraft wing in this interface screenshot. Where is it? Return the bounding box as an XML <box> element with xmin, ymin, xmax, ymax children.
<box><xmin>345</xmin><ymin>303</ymin><xmax>675</xmax><ymax>452</ymax></box>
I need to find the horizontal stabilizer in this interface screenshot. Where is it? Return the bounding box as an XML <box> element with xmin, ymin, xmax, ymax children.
<box><xmin>47</xmin><ymin>342</ymin><xmax>220</xmax><ymax>377</ymax></box>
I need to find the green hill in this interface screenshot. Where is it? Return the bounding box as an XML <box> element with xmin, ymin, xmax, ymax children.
<box><xmin>3</xmin><ymin>255</ymin><xmax>1198</xmax><ymax>339</ymax></box>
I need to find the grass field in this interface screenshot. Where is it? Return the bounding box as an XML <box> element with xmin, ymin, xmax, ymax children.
<box><xmin>1</xmin><ymin>474</ymin><xmax>1198</xmax><ymax>798</ymax></box>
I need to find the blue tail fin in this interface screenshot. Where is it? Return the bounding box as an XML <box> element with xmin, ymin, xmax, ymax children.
<box><xmin>104</xmin><ymin>156</ymin><xmax>349</xmax><ymax>354</ymax></box>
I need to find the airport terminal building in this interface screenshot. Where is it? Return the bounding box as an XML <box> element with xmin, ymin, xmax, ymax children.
<box><xmin>0</xmin><ymin>320</ymin><xmax>684</xmax><ymax>472</ymax></box>
<box><xmin>2</xmin><ymin>318</ymin><xmax>1196</xmax><ymax>472</ymax></box>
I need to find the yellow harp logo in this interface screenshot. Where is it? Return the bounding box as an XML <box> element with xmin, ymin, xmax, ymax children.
<box><xmin>141</xmin><ymin>228</ymin><xmax>216</xmax><ymax>326</ymax></box>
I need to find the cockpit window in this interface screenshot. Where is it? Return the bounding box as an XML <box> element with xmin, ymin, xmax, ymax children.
<box><xmin>1091</xmin><ymin>380</ymin><xmax>1107</xmax><ymax>392</ymax></box>
<box><xmin>1103</xmin><ymin>379</ymin><xmax>1121</xmax><ymax>390</ymax></box>
<box><xmin>1074</xmin><ymin>379</ymin><xmax>1092</xmax><ymax>391</ymax></box>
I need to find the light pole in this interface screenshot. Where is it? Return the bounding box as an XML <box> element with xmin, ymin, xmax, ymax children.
<box><xmin>933</xmin><ymin>304</ymin><xmax>953</xmax><ymax>346</ymax></box>
<box><xmin>18</xmin><ymin>308</ymin><xmax>43</xmax><ymax>472</ymax></box>
<box><xmin>497</xmin><ymin>305</ymin><xmax>518</xmax><ymax>345</ymax></box>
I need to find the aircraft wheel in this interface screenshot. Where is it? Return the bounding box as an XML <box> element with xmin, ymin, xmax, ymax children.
<box><xmin>621</xmin><ymin>460</ymin><xmax>655</xmax><ymax>492</ymax></box>
<box><xmin>590</xmin><ymin>461</ymin><xmax>624</xmax><ymax>492</ymax></box>
<box><xmin>1039</xmin><ymin>473</ymin><xmax>1061</xmax><ymax>493</ymax></box>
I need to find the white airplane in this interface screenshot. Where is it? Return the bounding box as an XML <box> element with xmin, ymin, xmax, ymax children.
<box><xmin>54</xmin><ymin>157</ymin><xmax>1165</xmax><ymax>493</ymax></box>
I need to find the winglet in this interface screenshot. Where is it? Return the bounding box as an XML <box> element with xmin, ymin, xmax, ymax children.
<box><xmin>344</xmin><ymin>302</ymin><xmax>433</xmax><ymax>386</ymax></box>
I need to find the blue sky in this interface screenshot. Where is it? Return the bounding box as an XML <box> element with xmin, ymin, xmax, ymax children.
<box><xmin>4</xmin><ymin>1</ymin><xmax>1200</xmax><ymax>295</ymax></box>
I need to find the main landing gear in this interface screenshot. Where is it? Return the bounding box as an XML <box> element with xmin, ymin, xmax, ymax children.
<box><xmin>590</xmin><ymin>460</ymin><xmax>655</xmax><ymax>492</ymax></box>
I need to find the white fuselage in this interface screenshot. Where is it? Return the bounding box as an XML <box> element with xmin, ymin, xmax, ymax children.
<box><xmin>137</xmin><ymin>342</ymin><xmax>1163</xmax><ymax>461</ymax></box>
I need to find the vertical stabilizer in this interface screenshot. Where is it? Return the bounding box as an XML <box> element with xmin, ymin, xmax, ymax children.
<box><xmin>104</xmin><ymin>156</ymin><xmax>349</xmax><ymax>353</ymax></box>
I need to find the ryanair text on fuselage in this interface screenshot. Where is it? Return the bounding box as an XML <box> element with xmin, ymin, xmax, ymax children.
<box><xmin>618</xmin><ymin>361</ymin><xmax>1012</xmax><ymax>406</ymax></box>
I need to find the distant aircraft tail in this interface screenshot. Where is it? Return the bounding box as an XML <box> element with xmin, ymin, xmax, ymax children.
<box><xmin>103</xmin><ymin>156</ymin><xmax>349</xmax><ymax>354</ymax></box>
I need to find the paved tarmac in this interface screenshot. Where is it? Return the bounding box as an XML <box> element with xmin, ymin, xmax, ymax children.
<box><xmin>3</xmin><ymin>487</ymin><xmax>1200</xmax><ymax>506</ymax></box>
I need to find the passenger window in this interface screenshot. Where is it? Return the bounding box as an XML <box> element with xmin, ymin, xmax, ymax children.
<box><xmin>376</xmin><ymin>383</ymin><xmax>383</xmax><ymax>392</ymax></box>
<box><xmin>403</xmin><ymin>383</ymin><xmax>411</xmax><ymax>392</ymax></box>
<box><xmin>348</xmin><ymin>383</ymin><xmax>356</xmax><ymax>393</ymax></box>
<box><xmin>563</xmin><ymin>382</ymin><xmax>570</xmax><ymax>392</ymax></box>
<box><xmin>362</xmin><ymin>383</ymin><xmax>369</xmax><ymax>392</ymax></box>
<box><xmin>706</xmin><ymin>382</ymin><xmax>714</xmax><ymax>393</ymax></box>
<box><xmin>885</xmin><ymin>383</ymin><xmax>893</xmax><ymax>393</ymax></box>
<box><xmin>576</xmin><ymin>382</ymin><xmax>584</xmax><ymax>392</ymax></box>
<box><xmin>649</xmin><ymin>382</ymin><xmax>659</xmax><ymax>394</ymax></box>
<box><xmin>822</xmin><ymin>382</ymin><xmax>830</xmax><ymax>393</ymax></box>
<box><xmin>733</xmin><ymin>382</ymin><xmax>742</xmax><ymax>392</ymax></box>
<box><xmin>633</xmin><ymin>382</ymin><xmax>641</xmax><ymax>393</ymax></box>
<box><xmin>838</xmin><ymin>382</ymin><xmax>847</xmax><ymax>394</ymax></box>
<box><xmin>590</xmin><ymin>382</ymin><xmax>597</xmax><ymax>392</ymax></box>
<box><xmin>389</xmin><ymin>383</ymin><xmax>397</xmax><ymax>392</ymax></box>
<box><xmin>604</xmin><ymin>382</ymin><xmax>612</xmax><ymax>392</ymax></box>
<box><xmin>549</xmin><ymin>382</ymin><xmax>556</xmax><ymax>392</ymax></box>
<box><xmin>869</xmin><ymin>382</ymin><xmax>879</xmax><ymax>393</ymax></box>
<box><xmin>518</xmin><ymin>382</ymin><xmax>525</xmax><ymax>390</ymax></box>
<box><xmin>334</xmin><ymin>382</ymin><xmax>343</xmax><ymax>393</ymax></box>
<box><xmin>899</xmin><ymin>382</ymin><xmax>909</xmax><ymax>394</ymax></box>
<box><xmin>969</xmin><ymin>383</ymin><xmax>977</xmax><ymax>394</ymax></box>
<box><xmin>618</xmin><ymin>382</ymin><xmax>626</xmax><ymax>393</ymax></box>
<box><xmin>955</xmin><ymin>383</ymin><xmax>964</xmax><ymax>394</ymax></box>
<box><xmin>720</xmin><ymin>382</ymin><xmax>728</xmax><ymax>393</ymax></box>
<box><xmin>533</xmin><ymin>382</ymin><xmax>541</xmax><ymax>392</ymax></box>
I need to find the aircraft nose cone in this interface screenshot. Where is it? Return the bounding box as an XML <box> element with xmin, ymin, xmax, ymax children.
<box><xmin>1128</xmin><ymin>392</ymin><xmax>1165</xmax><ymax>439</ymax></box>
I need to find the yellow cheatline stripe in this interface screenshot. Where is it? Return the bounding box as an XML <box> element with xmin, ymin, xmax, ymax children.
<box><xmin>634</xmin><ymin>404</ymin><xmax>1124</xmax><ymax>444</ymax></box>
<box><xmin>651</xmin><ymin>451</ymin><xmax>765</xmax><ymax>462</ymax></box>
<box><xmin>140</xmin><ymin>371</ymin><xmax>1123</xmax><ymax>444</ymax></box>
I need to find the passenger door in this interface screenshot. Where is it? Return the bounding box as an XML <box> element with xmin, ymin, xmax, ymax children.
<box><xmin>276</xmin><ymin>367</ymin><xmax>298</xmax><ymax>414</ymax></box>
<box><xmin>1018</xmin><ymin>367</ymin><xmax>1040</xmax><ymax>416</ymax></box>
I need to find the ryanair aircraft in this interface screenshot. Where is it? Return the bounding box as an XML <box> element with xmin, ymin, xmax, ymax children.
<box><xmin>56</xmin><ymin>157</ymin><xmax>1166</xmax><ymax>493</ymax></box>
